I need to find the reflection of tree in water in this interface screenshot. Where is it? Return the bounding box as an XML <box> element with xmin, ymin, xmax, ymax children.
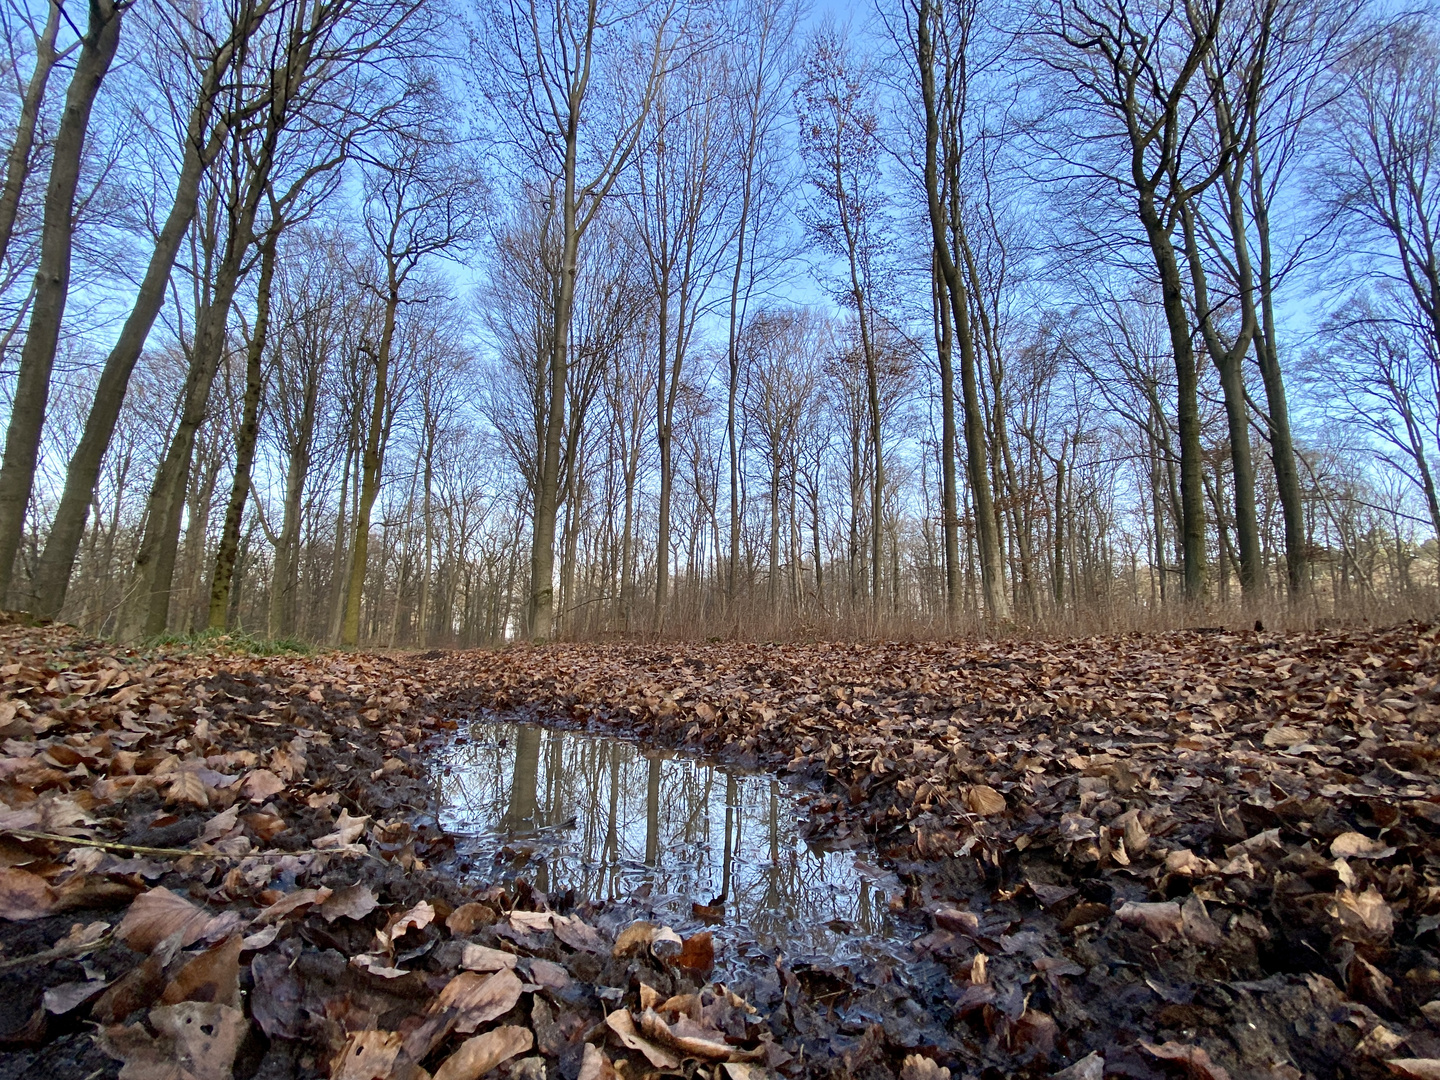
<box><xmin>438</xmin><ymin>720</ymin><xmax>892</xmax><ymax>952</ymax></box>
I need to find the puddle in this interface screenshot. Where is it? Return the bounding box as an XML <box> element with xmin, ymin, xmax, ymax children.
<box><xmin>434</xmin><ymin>712</ymin><xmax>902</xmax><ymax>967</ymax></box>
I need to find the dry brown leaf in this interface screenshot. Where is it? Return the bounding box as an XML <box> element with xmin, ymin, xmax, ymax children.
<box><xmin>460</xmin><ymin>943</ymin><xmax>518</xmax><ymax>972</ymax></box>
<box><xmin>1330</xmin><ymin>886</ymin><xmax>1394</xmax><ymax>943</ymax></box>
<box><xmin>613</xmin><ymin>921</ymin><xmax>656</xmax><ymax>957</ymax></box>
<box><xmin>899</xmin><ymin>1055</ymin><xmax>951</xmax><ymax>1080</ymax></box>
<box><xmin>240</xmin><ymin>769</ymin><xmax>285</xmax><ymax>802</ymax></box>
<box><xmin>577</xmin><ymin>1043</ymin><xmax>620</xmax><ymax>1080</ymax></box>
<box><xmin>963</xmin><ymin>785</ymin><xmax>1006</xmax><ymax>816</ymax></box>
<box><xmin>314</xmin><ymin>809</ymin><xmax>369</xmax><ymax>849</ymax></box>
<box><xmin>161</xmin><ymin>934</ymin><xmax>242</xmax><ymax>1007</ymax></box>
<box><xmin>1331</xmin><ymin>832</ymin><xmax>1397</xmax><ymax>860</ymax></box>
<box><xmin>118</xmin><ymin>888</ymin><xmax>218</xmax><ymax>953</ymax></box>
<box><xmin>0</xmin><ymin>865</ymin><xmax>57</xmax><ymax>920</ymax></box>
<box><xmin>434</xmin><ymin>968</ymin><xmax>524</xmax><ymax>1033</ymax></box>
<box><xmin>432</xmin><ymin>1024</ymin><xmax>534</xmax><ymax>1080</ymax></box>
<box><xmin>1140</xmin><ymin>1041</ymin><xmax>1231</xmax><ymax>1080</ymax></box>
<box><xmin>332</xmin><ymin>1029</ymin><xmax>404</xmax><ymax>1080</ymax></box>
<box><xmin>447</xmin><ymin>901</ymin><xmax>497</xmax><ymax>935</ymax></box>
<box><xmin>605</xmin><ymin>1009</ymin><xmax>681</xmax><ymax>1069</ymax></box>
<box><xmin>1052</xmin><ymin>1052</ymin><xmax>1105</xmax><ymax>1080</ymax></box>
<box><xmin>165</xmin><ymin>772</ymin><xmax>208</xmax><ymax>808</ymax></box>
<box><xmin>1387</xmin><ymin>1061</ymin><xmax>1440</xmax><ymax>1080</ymax></box>
<box><xmin>253</xmin><ymin>887</ymin><xmax>332</xmax><ymax>925</ymax></box>
<box><xmin>319</xmin><ymin>883</ymin><xmax>379</xmax><ymax>923</ymax></box>
<box><xmin>1117</xmin><ymin>901</ymin><xmax>1184</xmax><ymax>943</ymax></box>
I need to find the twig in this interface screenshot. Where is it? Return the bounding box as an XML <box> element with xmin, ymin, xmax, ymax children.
<box><xmin>4</xmin><ymin>829</ymin><xmax>373</xmax><ymax>861</ymax></box>
<box><xmin>0</xmin><ymin>929</ymin><xmax>115</xmax><ymax>973</ymax></box>
<box><xmin>5</xmin><ymin>829</ymin><xmax>197</xmax><ymax>857</ymax></box>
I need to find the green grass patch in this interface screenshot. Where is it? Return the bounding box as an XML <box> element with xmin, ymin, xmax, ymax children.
<box><xmin>143</xmin><ymin>627</ymin><xmax>315</xmax><ymax>657</ymax></box>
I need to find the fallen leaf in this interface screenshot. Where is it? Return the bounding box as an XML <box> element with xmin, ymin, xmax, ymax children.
<box><xmin>43</xmin><ymin>979</ymin><xmax>109</xmax><ymax>1015</ymax></box>
<box><xmin>434</xmin><ymin>968</ymin><xmax>525</xmax><ymax>1033</ymax></box>
<box><xmin>613</xmin><ymin>921</ymin><xmax>656</xmax><ymax>957</ymax></box>
<box><xmin>447</xmin><ymin>901</ymin><xmax>497</xmax><ymax>935</ymax></box>
<box><xmin>161</xmin><ymin>934</ymin><xmax>242</xmax><ymax>1006</ymax></box>
<box><xmin>1330</xmin><ymin>886</ymin><xmax>1394</xmax><ymax>943</ymax></box>
<box><xmin>254</xmin><ymin>886</ymin><xmax>332</xmax><ymax>925</ymax></box>
<box><xmin>332</xmin><ymin>1029</ymin><xmax>404</xmax><ymax>1080</ymax></box>
<box><xmin>432</xmin><ymin>1024</ymin><xmax>534</xmax><ymax>1080</ymax></box>
<box><xmin>1388</xmin><ymin>1061</ymin><xmax>1440</xmax><ymax>1080</ymax></box>
<box><xmin>606</xmin><ymin>1009</ymin><xmax>681</xmax><ymax>1069</ymax></box>
<box><xmin>578</xmin><ymin>1043</ymin><xmax>620</xmax><ymax>1080</ymax></box>
<box><xmin>676</xmin><ymin>931</ymin><xmax>715</xmax><ymax>976</ymax></box>
<box><xmin>1052</xmin><ymin>1052</ymin><xmax>1105</xmax><ymax>1080</ymax></box>
<box><xmin>461</xmin><ymin>943</ymin><xmax>518</xmax><ymax>971</ymax></box>
<box><xmin>118</xmin><ymin>888</ymin><xmax>219</xmax><ymax>952</ymax></box>
<box><xmin>1331</xmin><ymin>832</ymin><xmax>1397</xmax><ymax>860</ymax></box>
<box><xmin>319</xmin><ymin>884</ymin><xmax>379</xmax><ymax>923</ymax></box>
<box><xmin>900</xmin><ymin>1056</ymin><xmax>951</xmax><ymax>1080</ymax></box>
<box><xmin>964</xmin><ymin>785</ymin><xmax>1006</xmax><ymax>816</ymax></box>
<box><xmin>241</xmin><ymin>769</ymin><xmax>285</xmax><ymax>802</ymax></box>
<box><xmin>1117</xmin><ymin>901</ymin><xmax>1184</xmax><ymax>943</ymax></box>
<box><xmin>166</xmin><ymin>772</ymin><xmax>208</xmax><ymax>808</ymax></box>
<box><xmin>315</xmin><ymin>809</ymin><xmax>369</xmax><ymax>849</ymax></box>
<box><xmin>0</xmin><ymin>866</ymin><xmax>57</xmax><ymax>920</ymax></box>
<box><xmin>1140</xmin><ymin>1041</ymin><xmax>1231</xmax><ymax>1080</ymax></box>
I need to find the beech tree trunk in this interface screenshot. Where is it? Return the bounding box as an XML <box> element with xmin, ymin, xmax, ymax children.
<box><xmin>208</xmin><ymin>229</ymin><xmax>278</xmax><ymax>628</ymax></box>
<box><xmin>0</xmin><ymin>0</ymin><xmax>122</xmax><ymax>605</ymax></box>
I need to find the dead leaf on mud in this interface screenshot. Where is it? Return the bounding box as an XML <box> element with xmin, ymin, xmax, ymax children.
<box><xmin>1330</xmin><ymin>886</ymin><xmax>1395</xmax><ymax>942</ymax></box>
<box><xmin>0</xmin><ymin>866</ymin><xmax>57</xmax><ymax>919</ymax></box>
<box><xmin>1141</xmin><ymin>1041</ymin><xmax>1232</xmax><ymax>1080</ymax></box>
<box><xmin>1331</xmin><ymin>832</ymin><xmax>1398</xmax><ymax>860</ymax></box>
<box><xmin>319</xmin><ymin>883</ymin><xmax>380</xmax><ymax>922</ymax></box>
<box><xmin>606</xmin><ymin>1008</ymin><xmax>681</xmax><ymax>1069</ymax></box>
<box><xmin>432</xmin><ymin>1024</ymin><xmax>534</xmax><ymax>1080</ymax></box>
<box><xmin>100</xmin><ymin>1001</ymin><xmax>246</xmax><ymax>1080</ymax></box>
<box><xmin>900</xmin><ymin>1054</ymin><xmax>952</xmax><ymax>1080</ymax></box>
<box><xmin>332</xmin><ymin>1029</ymin><xmax>404</xmax><ymax>1080</ymax></box>
<box><xmin>963</xmin><ymin>785</ymin><xmax>1006</xmax><ymax>816</ymax></box>
<box><xmin>118</xmin><ymin>887</ymin><xmax>222</xmax><ymax>952</ymax></box>
<box><xmin>461</xmin><ymin>942</ymin><xmax>518</xmax><ymax>971</ymax></box>
<box><xmin>434</xmin><ymin>968</ymin><xmax>524</xmax><ymax>1033</ymax></box>
<box><xmin>1052</xmin><ymin>1051</ymin><xmax>1105</xmax><ymax>1080</ymax></box>
<box><xmin>1387</xmin><ymin>1061</ymin><xmax>1440</xmax><ymax>1080</ymax></box>
<box><xmin>1117</xmin><ymin>901</ymin><xmax>1184</xmax><ymax>942</ymax></box>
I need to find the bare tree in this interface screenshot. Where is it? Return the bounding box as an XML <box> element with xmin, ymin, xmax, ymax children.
<box><xmin>0</xmin><ymin>0</ymin><xmax>124</xmax><ymax>604</ymax></box>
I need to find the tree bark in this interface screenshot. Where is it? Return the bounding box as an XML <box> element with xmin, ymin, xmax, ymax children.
<box><xmin>0</xmin><ymin>0</ymin><xmax>65</xmax><ymax>272</ymax></box>
<box><xmin>340</xmin><ymin>281</ymin><xmax>399</xmax><ymax>646</ymax></box>
<box><xmin>208</xmin><ymin>227</ymin><xmax>278</xmax><ymax>628</ymax></box>
<box><xmin>0</xmin><ymin>0</ymin><xmax>122</xmax><ymax>605</ymax></box>
<box><xmin>32</xmin><ymin>24</ymin><xmax>249</xmax><ymax>620</ymax></box>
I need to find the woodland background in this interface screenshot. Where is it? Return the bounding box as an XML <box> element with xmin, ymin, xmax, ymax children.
<box><xmin>0</xmin><ymin>0</ymin><xmax>1438</xmax><ymax>646</ymax></box>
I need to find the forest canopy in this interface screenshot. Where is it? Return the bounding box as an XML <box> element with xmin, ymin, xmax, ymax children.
<box><xmin>0</xmin><ymin>0</ymin><xmax>1436</xmax><ymax>644</ymax></box>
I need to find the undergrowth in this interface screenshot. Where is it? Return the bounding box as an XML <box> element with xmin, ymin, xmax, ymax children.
<box><xmin>142</xmin><ymin>627</ymin><xmax>315</xmax><ymax>656</ymax></box>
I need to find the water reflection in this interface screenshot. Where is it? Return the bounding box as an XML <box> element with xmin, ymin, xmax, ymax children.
<box><xmin>435</xmin><ymin>714</ymin><xmax>898</xmax><ymax>961</ymax></box>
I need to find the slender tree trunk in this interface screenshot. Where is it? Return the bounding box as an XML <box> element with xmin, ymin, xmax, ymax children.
<box><xmin>0</xmin><ymin>0</ymin><xmax>122</xmax><ymax>604</ymax></box>
<box><xmin>208</xmin><ymin>230</ymin><xmax>277</xmax><ymax>628</ymax></box>
<box><xmin>1139</xmin><ymin>190</ymin><xmax>1206</xmax><ymax>600</ymax></box>
<box><xmin>932</xmin><ymin>258</ymin><xmax>960</xmax><ymax>623</ymax></box>
<box><xmin>0</xmin><ymin>0</ymin><xmax>64</xmax><ymax>271</ymax></box>
<box><xmin>32</xmin><ymin>37</ymin><xmax>242</xmax><ymax>620</ymax></box>
<box><xmin>340</xmin><ymin>281</ymin><xmax>399</xmax><ymax>646</ymax></box>
<box><xmin>1251</xmin><ymin>156</ymin><xmax>1307</xmax><ymax>600</ymax></box>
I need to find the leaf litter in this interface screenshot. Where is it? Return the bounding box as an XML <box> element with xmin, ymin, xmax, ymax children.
<box><xmin>2</xmin><ymin>615</ymin><xmax>1440</xmax><ymax>1078</ymax></box>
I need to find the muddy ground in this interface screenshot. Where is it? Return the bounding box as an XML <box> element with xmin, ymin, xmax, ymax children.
<box><xmin>1</xmin><ymin>617</ymin><xmax>1438</xmax><ymax>1080</ymax></box>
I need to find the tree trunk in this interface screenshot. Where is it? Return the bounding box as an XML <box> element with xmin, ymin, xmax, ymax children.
<box><xmin>340</xmin><ymin>282</ymin><xmax>399</xmax><ymax>647</ymax></box>
<box><xmin>1251</xmin><ymin>155</ymin><xmax>1307</xmax><ymax>600</ymax></box>
<box><xmin>208</xmin><ymin>230</ymin><xmax>277</xmax><ymax>628</ymax></box>
<box><xmin>0</xmin><ymin>0</ymin><xmax>122</xmax><ymax>605</ymax></box>
<box><xmin>0</xmin><ymin>0</ymin><xmax>64</xmax><ymax>271</ymax></box>
<box><xmin>32</xmin><ymin>35</ymin><xmax>243</xmax><ymax>620</ymax></box>
<box><xmin>1138</xmin><ymin>191</ymin><xmax>1207</xmax><ymax>600</ymax></box>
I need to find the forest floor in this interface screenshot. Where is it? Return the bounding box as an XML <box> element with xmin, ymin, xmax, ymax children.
<box><xmin>0</xmin><ymin>616</ymin><xmax>1438</xmax><ymax>1080</ymax></box>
